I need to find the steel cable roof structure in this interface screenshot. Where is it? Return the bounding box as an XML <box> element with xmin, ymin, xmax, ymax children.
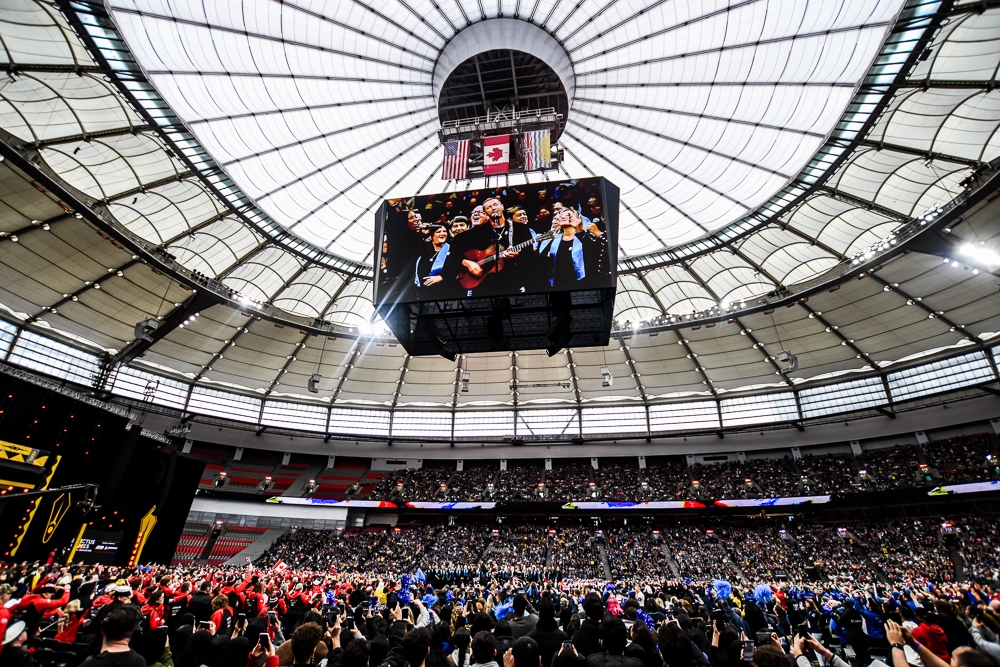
<box><xmin>2</xmin><ymin>0</ymin><xmax>1000</xmax><ymax>447</ymax></box>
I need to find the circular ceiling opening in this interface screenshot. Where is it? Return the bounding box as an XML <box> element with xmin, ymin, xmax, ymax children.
<box><xmin>438</xmin><ymin>49</ymin><xmax>569</xmax><ymax>141</ymax></box>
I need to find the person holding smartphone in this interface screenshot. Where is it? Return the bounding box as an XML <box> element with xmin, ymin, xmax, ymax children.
<box><xmin>793</xmin><ymin>633</ymin><xmax>849</xmax><ymax>667</ymax></box>
<box><xmin>252</xmin><ymin>630</ymin><xmax>278</xmax><ymax>667</ymax></box>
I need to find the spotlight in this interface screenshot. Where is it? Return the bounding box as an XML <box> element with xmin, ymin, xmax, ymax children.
<box><xmin>133</xmin><ymin>318</ymin><xmax>160</xmax><ymax>343</ymax></box>
<box><xmin>306</xmin><ymin>479</ymin><xmax>318</xmax><ymax>495</ymax></box>
<box><xmin>601</xmin><ymin>365</ymin><xmax>613</xmax><ymax>387</ymax></box>
<box><xmin>213</xmin><ymin>472</ymin><xmax>227</xmax><ymax>487</ymax></box>
<box><xmin>308</xmin><ymin>373</ymin><xmax>321</xmax><ymax>393</ymax></box>
<box><xmin>777</xmin><ymin>350</ymin><xmax>798</xmax><ymax>374</ymax></box>
<box><xmin>460</xmin><ymin>371</ymin><xmax>471</xmax><ymax>393</ymax></box>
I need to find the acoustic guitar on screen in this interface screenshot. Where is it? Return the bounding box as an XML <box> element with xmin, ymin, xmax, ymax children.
<box><xmin>458</xmin><ymin>231</ymin><xmax>555</xmax><ymax>289</ymax></box>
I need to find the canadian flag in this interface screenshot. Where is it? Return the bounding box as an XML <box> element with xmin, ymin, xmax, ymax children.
<box><xmin>483</xmin><ymin>135</ymin><xmax>510</xmax><ymax>175</ymax></box>
<box><xmin>273</xmin><ymin>560</ymin><xmax>288</xmax><ymax>571</ymax></box>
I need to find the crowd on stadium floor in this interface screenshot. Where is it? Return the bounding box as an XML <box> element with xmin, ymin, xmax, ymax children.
<box><xmin>4</xmin><ymin>523</ymin><xmax>1000</xmax><ymax>667</ymax></box>
<box><xmin>245</xmin><ymin>517</ymin><xmax>999</xmax><ymax>587</ymax></box>
<box><xmin>350</xmin><ymin>435</ymin><xmax>1000</xmax><ymax>503</ymax></box>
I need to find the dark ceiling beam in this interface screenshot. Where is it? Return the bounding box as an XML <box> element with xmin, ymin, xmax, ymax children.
<box><xmin>568</xmin><ymin>125</ymin><xmax>752</xmax><ymax>211</ymax></box>
<box><xmin>867</xmin><ymin>272</ymin><xmax>985</xmax><ymax>347</ymax></box>
<box><xmin>561</xmin><ymin>143</ymin><xmax>670</xmax><ymax>248</ymax></box>
<box><xmin>331</xmin><ymin>341</ymin><xmax>364</xmax><ymax>404</ymax></box>
<box><xmin>188</xmin><ymin>96</ymin><xmax>434</xmax><ymax>126</ymax></box>
<box><xmin>618</xmin><ymin>344</ymin><xmax>649</xmax><ymax>406</ymax></box>
<box><xmin>286</xmin><ymin>129</ymin><xmax>439</xmax><ymax>227</ymax></box>
<box><xmin>220</xmin><ymin>107</ymin><xmax>435</xmax><ymax>167</ymax></box>
<box><xmin>797</xmin><ymin>302</ymin><xmax>879</xmax><ymax>370</ymax></box>
<box><xmin>947</xmin><ymin>0</ymin><xmax>1000</xmax><ymax>14</ymax></box>
<box><xmin>576</xmin><ymin>23</ymin><xmax>892</xmax><ymax>75</ymax></box>
<box><xmin>104</xmin><ymin>171</ymin><xmax>194</xmax><ymax>204</ymax></box>
<box><xmin>34</xmin><ymin>125</ymin><xmax>154</xmax><ymax>149</ymax></box>
<box><xmin>24</xmin><ymin>258</ymin><xmax>140</xmax><ymax>325</ymax></box>
<box><xmin>222</xmin><ymin>119</ymin><xmax>437</xmax><ymax>202</ymax></box>
<box><xmin>389</xmin><ymin>354</ymin><xmax>411</xmax><ymax>408</ymax></box>
<box><xmin>193</xmin><ymin>321</ymin><xmax>253</xmax><ymax>383</ymax></box>
<box><xmin>572</xmin><ymin>97</ymin><xmax>825</xmax><ymax>139</ymax></box>
<box><xmin>575</xmin><ymin>81</ymin><xmax>859</xmax><ymax>90</ymax></box>
<box><xmin>325</xmin><ymin>144</ymin><xmax>440</xmax><ymax>249</ymax></box>
<box><xmin>451</xmin><ymin>355</ymin><xmax>466</xmax><ymax>412</ymax></box>
<box><xmin>509</xmin><ymin>52</ymin><xmax>519</xmax><ymax>100</ymax></box>
<box><xmin>684</xmin><ymin>260</ymin><xmax>794</xmax><ymax>389</ymax></box>
<box><xmin>781</xmin><ymin>221</ymin><xmax>849</xmax><ymax>260</ymax></box>
<box><xmin>474</xmin><ymin>55</ymin><xmax>489</xmax><ymax>113</ymax></box>
<box><xmin>562</xmin><ymin>137</ymin><xmax>706</xmax><ymax>236</ymax></box>
<box><xmin>107</xmin><ymin>7</ymin><xmax>432</xmax><ymax>73</ymax></box>
<box><xmin>819</xmin><ymin>187</ymin><xmax>908</xmax><ymax>221</ymax></box>
<box><xmin>264</xmin><ymin>331</ymin><xmax>313</xmax><ymax>397</ymax></box>
<box><xmin>900</xmin><ymin>79</ymin><xmax>998</xmax><ymax>89</ymax></box>
<box><xmin>859</xmin><ymin>139</ymin><xmax>985</xmax><ymax>167</ymax></box>
<box><xmin>114</xmin><ymin>288</ymin><xmax>222</xmax><ymax>366</ymax></box>
<box><xmin>0</xmin><ymin>214</ymin><xmax>72</xmax><ymax>244</ymax></box>
<box><xmin>266</xmin><ymin>261</ymin><xmax>313</xmax><ymax>304</ymax></box>
<box><xmin>160</xmin><ymin>211</ymin><xmax>232</xmax><ymax>247</ymax></box>
<box><xmin>214</xmin><ymin>244</ymin><xmax>270</xmax><ymax>281</ymax></box>
<box><xmin>571</xmin><ymin>108</ymin><xmax>793</xmax><ymax>179</ymax></box>
<box><xmin>903</xmin><ymin>232</ymin><xmax>1000</xmax><ymax>278</ymax></box>
<box><xmin>2</xmin><ymin>63</ymin><xmax>101</xmax><ymax>74</ymax></box>
<box><xmin>565</xmin><ymin>348</ymin><xmax>583</xmax><ymax>410</ymax></box>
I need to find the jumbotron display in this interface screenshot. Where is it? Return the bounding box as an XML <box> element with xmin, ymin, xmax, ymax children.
<box><xmin>374</xmin><ymin>178</ymin><xmax>619</xmax><ymax>356</ymax></box>
<box><xmin>375</xmin><ymin>177</ymin><xmax>618</xmax><ymax>303</ymax></box>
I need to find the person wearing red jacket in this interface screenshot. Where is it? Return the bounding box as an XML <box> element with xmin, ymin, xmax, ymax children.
<box><xmin>14</xmin><ymin>585</ymin><xmax>69</xmax><ymax>635</ymax></box>
<box><xmin>141</xmin><ymin>589</ymin><xmax>166</xmax><ymax>630</ymax></box>
<box><xmin>54</xmin><ymin>600</ymin><xmax>87</xmax><ymax>644</ymax></box>
<box><xmin>912</xmin><ymin>608</ymin><xmax>951</xmax><ymax>662</ymax></box>
<box><xmin>0</xmin><ymin>584</ymin><xmax>14</xmax><ymax>654</ymax></box>
<box><xmin>210</xmin><ymin>594</ymin><xmax>234</xmax><ymax>636</ymax></box>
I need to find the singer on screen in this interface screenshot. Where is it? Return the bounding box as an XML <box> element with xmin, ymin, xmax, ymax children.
<box><xmin>536</xmin><ymin>208</ymin><xmax>606</xmax><ymax>289</ymax></box>
<box><xmin>414</xmin><ymin>226</ymin><xmax>453</xmax><ymax>289</ymax></box>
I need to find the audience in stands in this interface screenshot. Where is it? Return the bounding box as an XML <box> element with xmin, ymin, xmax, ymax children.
<box><xmin>187</xmin><ymin>433</ymin><xmax>999</xmax><ymax>503</ymax></box>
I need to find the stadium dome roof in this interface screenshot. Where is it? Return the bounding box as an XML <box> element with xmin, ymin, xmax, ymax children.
<box><xmin>1</xmin><ymin>0</ymin><xmax>1000</xmax><ymax>444</ymax></box>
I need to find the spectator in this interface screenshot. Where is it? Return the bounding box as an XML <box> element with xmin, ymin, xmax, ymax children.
<box><xmin>81</xmin><ymin>606</ymin><xmax>146</xmax><ymax>667</ymax></box>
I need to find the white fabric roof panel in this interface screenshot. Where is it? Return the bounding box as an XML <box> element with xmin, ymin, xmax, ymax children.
<box><xmin>4</xmin><ymin>0</ymin><xmax>1000</xmax><ymax>440</ymax></box>
<box><xmin>106</xmin><ymin>0</ymin><xmax>903</xmax><ymax>260</ymax></box>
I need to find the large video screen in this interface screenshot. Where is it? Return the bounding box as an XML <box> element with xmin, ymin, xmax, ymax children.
<box><xmin>374</xmin><ymin>177</ymin><xmax>618</xmax><ymax>305</ymax></box>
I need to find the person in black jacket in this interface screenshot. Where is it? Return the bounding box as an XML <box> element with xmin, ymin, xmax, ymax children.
<box><xmin>528</xmin><ymin>599</ymin><xmax>567</xmax><ymax>667</ymax></box>
<box><xmin>508</xmin><ymin>637</ymin><xmax>541</xmax><ymax>667</ymax></box>
<box><xmin>571</xmin><ymin>594</ymin><xmax>605</xmax><ymax>657</ymax></box>
<box><xmin>187</xmin><ymin>582</ymin><xmax>213</xmax><ymax>624</ymax></box>
<box><xmin>555</xmin><ymin>618</ymin><xmax>642</xmax><ymax>667</ymax></box>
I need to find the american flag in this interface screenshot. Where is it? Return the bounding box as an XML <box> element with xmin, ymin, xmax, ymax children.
<box><xmin>441</xmin><ymin>139</ymin><xmax>470</xmax><ymax>180</ymax></box>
